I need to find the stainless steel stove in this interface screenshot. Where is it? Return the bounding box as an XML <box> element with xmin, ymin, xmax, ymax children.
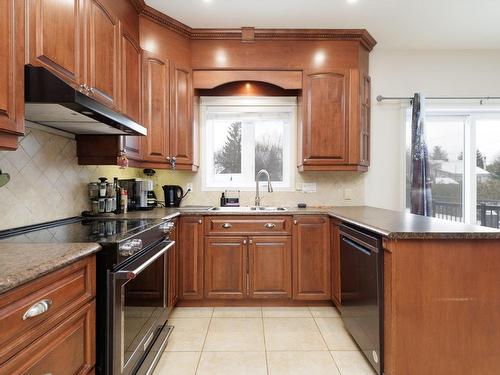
<box><xmin>0</xmin><ymin>216</ymin><xmax>176</xmax><ymax>375</ymax></box>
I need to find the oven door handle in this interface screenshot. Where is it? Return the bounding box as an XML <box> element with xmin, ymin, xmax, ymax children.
<box><xmin>342</xmin><ymin>236</ymin><xmax>372</xmax><ymax>256</ymax></box>
<box><xmin>115</xmin><ymin>241</ymin><xmax>174</xmax><ymax>280</ymax></box>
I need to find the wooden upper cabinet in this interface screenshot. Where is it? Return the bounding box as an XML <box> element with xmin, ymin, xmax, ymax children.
<box><xmin>27</xmin><ymin>0</ymin><xmax>85</xmax><ymax>87</ymax></box>
<box><xmin>142</xmin><ymin>51</ymin><xmax>170</xmax><ymax>163</ymax></box>
<box><xmin>204</xmin><ymin>236</ymin><xmax>247</xmax><ymax>299</ymax></box>
<box><xmin>292</xmin><ymin>215</ymin><xmax>331</xmax><ymax>300</ymax></box>
<box><xmin>302</xmin><ymin>71</ymin><xmax>349</xmax><ymax>167</ymax></box>
<box><xmin>248</xmin><ymin>236</ymin><xmax>291</xmax><ymax>299</ymax></box>
<box><xmin>170</xmin><ymin>64</ymin><xmax>193</xmax><ymax>166</ymax></box>
<box><xmin>87</xmin><ymin>0</ymin><xmax>120</xmax><ymax>108</ymax></box>
<box><xmin>0</xmin><ymin>0</ymin><xmax>24</xmax><ymax>150</ymax></box>
<box><xmin>120</xmin><ymin>27</ymin><xmax>142</xmax><ymax>160</ymax></box>
<box><xmin>178</xmin><ymin>216</ymin><xmax>204</xmax><ymax>300</ymax></box>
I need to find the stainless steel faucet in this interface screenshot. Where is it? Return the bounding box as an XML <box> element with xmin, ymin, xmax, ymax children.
<box><xmin>255</xmin><ymin>169</ymin><xmax>273</xmax><ymax>207</ymax></box>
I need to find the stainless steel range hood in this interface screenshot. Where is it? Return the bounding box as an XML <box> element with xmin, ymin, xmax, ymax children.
<box><xmin>24</xmin><ymin>66</ymin><xmax>147</xmax><ymax>136</ymax></box>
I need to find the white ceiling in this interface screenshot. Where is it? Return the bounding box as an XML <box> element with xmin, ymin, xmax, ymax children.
<box><xmin>146</xmin><ymin>0</ymin><xmax>500</xmax><ymax>49</ymax></box>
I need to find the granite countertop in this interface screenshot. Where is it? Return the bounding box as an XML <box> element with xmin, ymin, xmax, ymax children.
<box><xmin>114</xmin><ymin>205</ymin><xmax>500</xmax><ymax>240</ymax></box>
<box><xmin>0</xmin><ymin>243</ymin><xmax>101</xmax><ymax>295</ymax></box>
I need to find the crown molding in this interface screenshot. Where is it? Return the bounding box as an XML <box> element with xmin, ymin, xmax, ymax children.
<box><xmin>129</xmin><ymin>0</ymin><xmax>146</xmax><ymax>14</ymax></box>
<box><xmin>137</xmin><ymin>4</ymin><xmax>377</xmax><ymax>51</ymax></box>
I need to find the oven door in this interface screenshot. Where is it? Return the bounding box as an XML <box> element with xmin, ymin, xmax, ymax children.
<box><xmin>108</xmin><ymin>240</ymin><xmax>174</xmax><ymax>375</ymax></box>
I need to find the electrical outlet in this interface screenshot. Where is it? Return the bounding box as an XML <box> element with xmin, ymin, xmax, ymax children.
<box><xmin>295</xmin><ymin>182</ymin><xmax>303</xmax><ymax>191</ymax></box>
<box><xmin>302</xmin><ymin>183</ymin><xmax>317</xmax><ymax>193</ymax></box>
<box><xmin>343</xmin><ymin>188</ymin><xmax>352</xmax><ymax>200</ymax></box>
<box><xmin>186</xmin><ymin>183</ymin><xmax>193</xmax><ymax>192</ymax></box>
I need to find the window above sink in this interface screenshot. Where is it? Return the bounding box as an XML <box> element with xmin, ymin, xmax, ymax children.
<box><xmin>200</xmin><ymin>96</ymin><xmax>296</xmax><ymax>191</ymax></box>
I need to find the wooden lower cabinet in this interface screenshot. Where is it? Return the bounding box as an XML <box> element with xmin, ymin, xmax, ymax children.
<box><xmin>248</xmin><ymin>236</ymin><xmax>291</xmax><ymax>298</ymax></box>
<box><xmin>179</xmin><ymin>216</ymin><xmax>204</xmax><ymax>299</ymax></box>
<box><xmin>0</xmin><ymin>301</ymin><xmax>95</xmax><ymax>375</ymax></box>
<box><xmin>330</xmin><ymin>219</ymin><xmax>341</xmax><ymax>307</ymax></box>
<box><xmin>0</xmin><ymin>255</ymin><xmax>96</xmax><ymax>374</ymax></box>
<box><xmin>204</xmin><ymin>236</ymin><xmax>247</xmax><ymax>299</ymax></box>
<box><xmin>292</xmin><ymin>215</ymin><xmax>331</xmax><ymax>300</ymax></box>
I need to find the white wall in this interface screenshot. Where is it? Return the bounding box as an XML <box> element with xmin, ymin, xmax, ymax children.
<box><xmin>366</xmin><ymin>49</ymin><xmax>500</xmax><ymax>210</ymax></box>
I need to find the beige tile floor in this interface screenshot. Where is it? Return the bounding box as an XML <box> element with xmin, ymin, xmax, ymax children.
<box><xmin>154</xmin><ymin>306</ymin><xmax>377</xmax><ymax>375</ymax></box>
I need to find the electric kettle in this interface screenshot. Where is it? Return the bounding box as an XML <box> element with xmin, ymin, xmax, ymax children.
<box><xmin>162</xmin><ymin>185</ymin><xmax>186</xmax><ymax>207</ymax></box>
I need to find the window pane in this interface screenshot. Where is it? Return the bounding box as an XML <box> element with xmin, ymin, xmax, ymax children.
<box><xmin>476</xmin><ymin>120</ymin><xmax>500</xmax><ymax>228</ymax></box>
<box><xmin>255</xmin><ymin>120</ymin><xmax>284</xmax><ymax>181</ymax></box>
<box><xmin>213</xmin><ymin>121</ymin><xmax>241</xmax><ymax>174</ymax></box>
<box><xmin>406</xmin><ymin>116</ymin><xmax>465</xmax><ymax>222</ymax></box>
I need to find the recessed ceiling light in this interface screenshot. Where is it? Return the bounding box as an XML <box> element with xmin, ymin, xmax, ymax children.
<box><xmin>202</xmin><ymin>0</ymin><xmax>213</xmax><ymax>3</ymax></box>
<box><xmin>347</xmin><ymin>0</ymin><xmax>358</xmax><ymax>3</ymax></box>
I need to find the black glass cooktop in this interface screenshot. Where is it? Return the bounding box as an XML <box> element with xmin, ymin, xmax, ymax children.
<box><xmin>0</xmin><ymin>217</ymin><xmax>165</xmax><ymax>244</ymax></box>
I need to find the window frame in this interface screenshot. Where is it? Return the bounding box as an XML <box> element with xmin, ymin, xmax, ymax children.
<box><xmin>200</xmin><ymin>96</ymin><xmax>297</xmax><ymax>192</ymax></box>
<box><xmin>404</xmin><ymin>104</ymin><xmax>500</xmax><ymax>226</ymax></box>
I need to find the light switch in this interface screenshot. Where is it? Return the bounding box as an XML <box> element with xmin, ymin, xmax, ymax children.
<box><xmin>344</xmin><ymin>188</ymin><xmax>352</xmax><ymax>200</ymax></box>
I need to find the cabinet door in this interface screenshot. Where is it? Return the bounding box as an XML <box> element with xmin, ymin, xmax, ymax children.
<box><xmin>302</xmin><ymin>71</ymin><xmax>349</xmax><ymax>166</ymax></box>
<box><xmin>170</xmin><ymin>64</ymin><xmax>193</xmax><ymax>166</ymax></box>
<box><xmin>142</xmin><ymin>51</ymin><xmax>170</xmax><ymax>163</ymax></box>
<box><xmin>292</xmin><ymin>215</ymin><xmax>331</xmax><ymax>300</ymax></box>
<box><xmin>205</xmin><ymin>236</ymin><xmax>247</xmax><ymax>299</ymax></box>
<box><xmin>27</xmin><ymin>0</ymin><xmax>85</xmax><ymax>87</ymax></box>
<box><xmin>360</xmin><ymin>74</ymin><xmax>371</xmax><ymax>166</ymax></box>
<box><xmin>179</xmin><ymin>216</ymin><xmax>204</xmax><ymax>300</ymax></box>
<box><xmin>120</xmin><ymin>28</ymin><xmax>142</xmax><ymax>160</ymax></box>
<box><xmin>0</xmin><ymin>0</ymin><xmax>24</xmax><ymax>150</ymax></box>
<box><xmin>248</xmin><ymin>236</ymin><xmax>291</xmax><ymax>299</ymax></box>
<box><xmin>87</xmin><ymin>0</ymin><xmax>120</xmax><ymax>109</ymax></box>
<box><xmin>331</xmin><ymin>220</ymin><xmax>341</xmax><ymax>307</ymax></box>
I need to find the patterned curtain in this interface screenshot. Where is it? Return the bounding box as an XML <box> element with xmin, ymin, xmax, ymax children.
<box><xmin>410</xmin><ymin>93</ymin><xmax>433</xmax><ymax>216</ymax></box>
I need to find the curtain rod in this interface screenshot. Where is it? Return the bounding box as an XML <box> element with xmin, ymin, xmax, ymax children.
<box><xmin>376</xmin><ymin>95</ymin><xmax>500</xmax><ymax>104</ymax></box>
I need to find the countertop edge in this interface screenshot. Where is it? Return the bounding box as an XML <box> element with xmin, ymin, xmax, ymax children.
<box><xmin>0</xmin><ymin>243</ymin><xmax>102</xmax><ymax>295</ymax></box>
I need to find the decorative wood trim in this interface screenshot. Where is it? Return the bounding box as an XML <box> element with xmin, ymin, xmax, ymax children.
<box><xmin>128</xmin><ymin>0</ymin><xmax>146</xmax><ymax>14</ymax></box>
<box><xmin>138</xmin><ymin>6</ymin><xmax>377</xmax><ymax>51</ymax></box>
<box><xmin>140</xmin><ymin>5</ymin><xmax>192</xmax><ymax>38</ymax></box>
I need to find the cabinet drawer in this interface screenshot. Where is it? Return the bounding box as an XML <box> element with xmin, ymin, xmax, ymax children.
<box><xmin>205</xmin><ymin>216</ymin><xmax>292</xmax><ymax>236</ymax></box>
<box><xmin>0</xmin><ymin>256</ymin><xmax>96</xmax><ymax>363</ymax></box>
<box><xmin>0</xmin><ymin>301</ymin><xmax>95</xmax><ymax>375</ymax></box>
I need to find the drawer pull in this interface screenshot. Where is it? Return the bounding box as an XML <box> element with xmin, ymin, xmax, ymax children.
<box><xmin>198</xmin><ymin>219</ymin><xmax>202</xmax><ymax>224</ymax></box>
<box><xmin>222</xmin><ymin>223</ymin><xmax>232</xmax><ymax>228</ymax></box>
<box><xmin>264</xmin><ymin>223</ymin><xmax>276</xmax><ymax>229</ymax></box>
<box><xmin>22</xmin><ymin>299</ymin><xmax>52</xmax><ymax>320</ymax></box>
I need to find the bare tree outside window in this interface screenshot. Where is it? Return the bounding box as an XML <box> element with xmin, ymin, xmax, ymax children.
<box><xmin>255</xmin><ymin>134</ymin><xmax>283</xmax><ymax>181</ymax></box>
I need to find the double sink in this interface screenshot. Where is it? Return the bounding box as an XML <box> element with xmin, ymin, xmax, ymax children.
<box><xmin>209</xmin><ymin>206</ymin><xmax>287</xmax><ymax>212</ymax></box>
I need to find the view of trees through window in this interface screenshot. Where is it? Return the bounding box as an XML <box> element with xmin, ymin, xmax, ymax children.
<box><xmin>203</xmin><ymin>97</ymin><xmax>294</xmax><ymax>189</ymax></box>
<box><xmin>406</xmin><ymin>112</ymin><xmax>500</xmax><ymax>228</ymax></box>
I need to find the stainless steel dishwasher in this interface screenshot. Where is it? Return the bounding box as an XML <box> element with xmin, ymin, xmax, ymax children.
<box><xmin>339</xmin><ymin>223</ymin><xmax>383</xmax><ymax>375</ymax></box>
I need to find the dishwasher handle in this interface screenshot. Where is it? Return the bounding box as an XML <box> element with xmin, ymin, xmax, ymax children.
<box><xmin>342</xmin><ymin>236</ymin><xmax>376</xmax><ymax>256</ymax></box>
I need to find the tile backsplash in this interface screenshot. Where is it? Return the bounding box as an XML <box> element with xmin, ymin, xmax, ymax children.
<box><xmin>0</xmin><ymin>126</ymin><xmax>140</xmax><ymax>231</ymax></box>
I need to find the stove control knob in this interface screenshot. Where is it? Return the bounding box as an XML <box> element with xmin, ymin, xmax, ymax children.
<box><xmin>159</xmin><ymin>222</ymin><xmax>175</xmax><ymax>234</ymax></box>
<box><xmin>119</xmin><ymin>239</ymin><xmax>143</xmax><ymax>256</ymax></box>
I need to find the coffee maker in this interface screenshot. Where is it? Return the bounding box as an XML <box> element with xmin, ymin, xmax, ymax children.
<box><xmin>118</xmin><ymin>179</ymin><xmax>153</xmax><ymax>211</ymax></box>
<box><xmin>143</xmin><ymin>169</ymin><xmax>158</xmax><ymax>209</ymax></box>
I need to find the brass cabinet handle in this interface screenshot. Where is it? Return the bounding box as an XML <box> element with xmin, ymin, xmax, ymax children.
<box><xmin>222</xmin><ymin>223</ymin><xmax>232</xmax><ymax>228</ymax></box>
<box><xmin>23</xmin><ymin>299</ymin><xmax>52</xmax><ymax>320</ymax></box>
<box><xmin>264</xmin><ymin>223</ymin><xmax>276</xmax><ymax>229</ymax></box>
